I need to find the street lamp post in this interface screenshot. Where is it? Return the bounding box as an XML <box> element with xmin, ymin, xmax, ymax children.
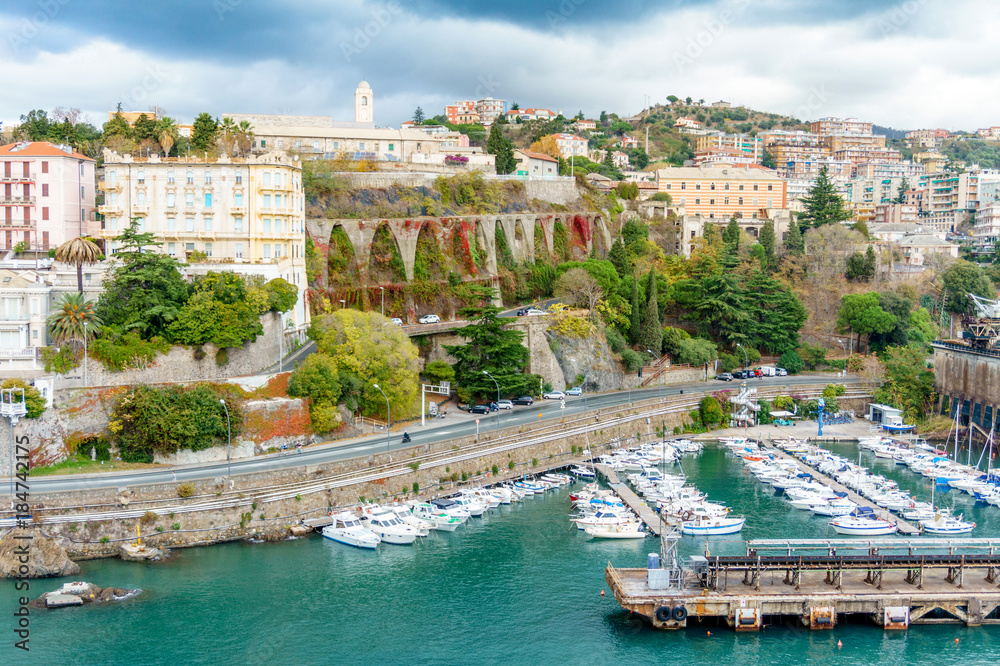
<box><xmin>837</xmin><ymin>339</ymin><xmax>847</xmax><ymax>378</ymax></box>
<box><xmin>482</xmin><ymin>370</ymin><xmax>500</xmax><ymax>433</ymax></box>
<box><xmin>83</xmin><ymin>321</ymin><xmax>88</xmax><ymax>388</ymax></box>
<box><xmin>219</xmin><ymin>399</ymin><xmax>231</xmax><ymax>479</ymax></box>
<box><xmin>373</xmin><ymin>383</ymin><xmax>390</xmax><ymax>453</ymax></box>
<box><xmin>735</xmin><ymin>343</ymin><xmax>749</xmax><ymax>371</ymax></box>
<box><xmin>379</xmin><ymin>286</ymin><xmax>384</xmax><ymax>317</ymax></box>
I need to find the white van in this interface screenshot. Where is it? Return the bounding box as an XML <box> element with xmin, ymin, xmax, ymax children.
<box><xmin>758</xmin><ymin>366</ymin><xmax>778</xmax><ymax>377</ymax></box>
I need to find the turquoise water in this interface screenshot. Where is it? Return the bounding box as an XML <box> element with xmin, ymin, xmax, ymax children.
<box><xmin>5</xmin><ymin>444</ymin><xmax>1000</xmax><ymax>665</ymax></box>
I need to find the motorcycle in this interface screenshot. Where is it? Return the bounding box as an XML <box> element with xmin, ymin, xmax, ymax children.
<box><xmin>402</xmin><ymin>432</ymin><xmax>412</xmax><ymax>444</ymax></box>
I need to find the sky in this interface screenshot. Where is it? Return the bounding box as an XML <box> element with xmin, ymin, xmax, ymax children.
<box><xmin>1</xmin><ymin>0</ymin><xmax>999</xmax><ymax>132</ymax></box>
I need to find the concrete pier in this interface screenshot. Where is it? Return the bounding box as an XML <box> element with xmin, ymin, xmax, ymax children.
<box><xmin>593</xmin><ymin>464</ymin><xmax>663</xmax><ymax>536</ymax></box>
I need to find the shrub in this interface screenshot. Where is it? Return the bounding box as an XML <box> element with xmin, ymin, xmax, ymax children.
<box><xmin>718</xmin><ymin>352</ymin><xmax>739</xmax><ymax>373</ymax></box>
<box><xmin>100</xmin><ymin>536</ymin><xmax>110</xmax><ymax>543</ymax></box>
<box><xmin>698</xmin><ymin>396</ymin><xmax>725</xmax><ymax>428</ymax></box>
<box><xmin>140</xmin><ymin>511</ymin><xmax>157</xmax><ymax>525</ymax></box>
<box><xmin>619</xmin><ymin>348</ymin><xmax>644</xmax><ymax>372</ymax></box>
<box><xmin>172</xmin><ymin>523</ymin><xmax>181</xmax><ymax>530</ymax></box>
<box><xmin>676</xmin><ymin>338</ymin><xmax>717</xmax><ymax>366</ymax></box>
<box><xmin>491</xmin><ymin>464</ymin><xmax>499</xmax><ymax>475</ymax></box>
<box><xmin>508</xmin><ymin>460</ymin><xmax>516</xmax><ymax>470</ymax></box>
<box><xmin>778</xmin><ymin>349</ymin><xmax>805</xmax><ymax>375</ymax></box>
<box><xmin>177</xmin><ymin>483</ymin><xmax>195</xmax><ymax>498</ymax></box>
<box><xmin>215</xmin><ymin>348</ymin><xmax>229</xmax><ymax>366</ymax></box>
<box><xmin>309</xmin><ymin>402</ymin><xmax>342</xmax><ymax>434</ymax></box>
<box><xmin>411</xmin><ymin>482</ymin><xmax>419</xmax><ymax>494</ymax></box>
<box><xmin>90</xmin><ymin>331</ymin><xmax>170</xmax><ymax>372</ymax></box>
<box><xmin>605</xmin><ymin>328</ymin><xmax>627</xmax><ymax>354</ymax></box>
<box><xmin>41</xmin><ymin>345</ymin><xmax>81</xmax><ymax>373</ymax></box>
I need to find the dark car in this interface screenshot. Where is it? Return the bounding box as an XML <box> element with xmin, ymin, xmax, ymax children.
<box><xmin>732</xmin><ymin>370</ymin><xmax>749</xmax><ymax>379</ymax></box>
<box><xmin>511</xmin><ymin>396</ymin><xmax>534</xmax><ymax>405</ymax></box>
<box><xmin>469</xmin><ymin>404</ymin><xmax>492</xmax><ymax>415</ymax></box>
<box><xmin>716</xmin><ymin>373</ymin><xmax>734</xmax><ymax>382</ymax></box>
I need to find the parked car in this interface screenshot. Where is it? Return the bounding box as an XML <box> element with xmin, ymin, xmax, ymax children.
<box><xmin>496</xmin><ymin>400</ymin><xmax>513</xmax><ymax>410</ymax></box>
<box><xmin>390</xmin><ymin>317</ymin><xmax>404</xmax><ymax>326</ymax></box>
<box><xmin>543</xmin><ymin>391</ymin><xmax>566</xmax><ymax>400</ymax></box>
<box><xmin>516</xmin><ymin>309</ymin><xmax>528</xmax><ymax>316</ymax></box>
<box><xmin>716</xmin><ymin>373</ymin><xmax>734</xmax><ymax>382</ymax></box>
<box><xmin>776</xmin><ymin>368</ymin><xmax>788</xmax><ymax>376</ymax></box>
<box><xmin>418</xmin><ymin>314</ymin><xmax>441</xmax><ymax>324</ymax></box>
<box><xmin>731</xmin><ymin>370</ymin><xmax>748</xmax><ymax>379</ymax></box>
<box><xmin>525</xmin><ymin>308</ymin><xmax>547</xmax><ymax>316</ymax></box>
<box><xmin>566</xmin><ymin>387</ymin><xmax>583</xmax><ymax>396</ymax></box>
<box><xmin>469</xmin><ymin>404</ymin><xmax>492</xmax><ymax>415</ymax></box>
<box><xmin>511</xmin><ymin>396</ymin><xmax>534</xmax><ymax>405</ymax></box>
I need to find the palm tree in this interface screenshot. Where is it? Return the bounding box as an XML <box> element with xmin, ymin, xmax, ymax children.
<box><xmin>219</xmin><ymin>116</ymin><xmax>237</xmax><ymax>154</ymax></box>
<box><xmin>235</xmin><ymin>120</ymin><xmax>255</xmax><ymax>156</ymax></box>
<box><xmin>47</xmin><ymin>293</ymin><xmax>102</xmax><ymax>344</ymax></box>
<box><xmin>156</xmin><ymin>116</ymin><xmax>179</xmax><ymax>157</ymax></box>
<box><xmin>54</xmin><ymin>236</ymin><xmax>102</xmax><ymax>293</ymax></box>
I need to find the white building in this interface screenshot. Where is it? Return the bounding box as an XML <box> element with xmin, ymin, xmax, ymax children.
<box><xmin>0</xmin><ymin>269</ymin><xmax>50</xmax><ymax>363</ymax></box>
<box><xmin>894</xmin><ymin>234</ymin><xmax>960</xmax><ymax>266</ymax></box>
<box><xmin>0</xmin><ymin>141</ymin><xmax>97</xmax><ymax>251</ymax></box>
<box><xmin>513</xmin><ymin>149</ymin><xmax>559</xmax><ymax>178</ymax></box>
<box><xmin>551</xmin><ymin>133</ymin><xmax>588</xmax><ymax>158</ymax></box>
<box><xmin>974</xmin><ymin>204</ymin><xmax>1000</xmax><ymax>253</ymax></box>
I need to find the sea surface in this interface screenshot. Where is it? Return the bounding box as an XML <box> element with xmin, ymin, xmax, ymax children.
<box><xmin>5</xmin><ymin>442</ymin><xmax>1000</xmax><ymax>665</ymax></box>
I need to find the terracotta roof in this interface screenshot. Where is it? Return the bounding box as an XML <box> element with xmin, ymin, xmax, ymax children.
<box><xmin>0</xmin><ymin>141</ymin><xmax>93</xmax><ymax>161</ymax></box>
<box><xmin>516</xmin><ymin>149</ymin><xmax>558</xmax><ymax>163</ymax></box>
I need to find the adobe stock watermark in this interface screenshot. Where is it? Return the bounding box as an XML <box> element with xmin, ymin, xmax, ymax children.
<box><xmin>6</xmin><ymin>0</ymin><xmax>72</xmax><ymax>55</ymax></box>
<box><xmin>340</xmin><ymin>1</ymin><xmax>403</xmax><ymax>63</ymax></box>
<box><xmin>875</xmin><ymin>0</ymin><xmax>928</xmax><ymax>37</ymax></box>
<box><xmin>546</xmin><ymin>0</ymin><xmax>586</xmax><ymax>29</ymax></box>
<box><xmin>213</xmin><ymin>0</ymin><xmax>242</xmax><ymax>21</ymax></box>
<box><xmin>474</xmin><ymin>74</ymin><xmax>501</xmax><ymax>99</ymax></box>
<box><xmin>672</xmin><ymin>0</ymin><xmax>751</xmax><ymax>74</ymax></box>
<box><xmin>794</xmin><ymin>85</ymin><xmax>832</xmax><ymax>122</ymax></box>
<box><xmin>119</xmin><ymin>65</ymin><xmax>169</xmax><ymax>113</ymax></box>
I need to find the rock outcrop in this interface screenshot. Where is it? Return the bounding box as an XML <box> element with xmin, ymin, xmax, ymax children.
<box><xmin>0</xmin><ymin>531</ymin><xmax>80</xmax><ymax>579</ymax></box>
<box><xmin>32</xmin><ymin>581</ymin><xmax>141</xmax><ymax>608</ymax></box>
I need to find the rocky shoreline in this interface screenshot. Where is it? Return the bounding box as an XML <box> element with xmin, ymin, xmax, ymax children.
<box><xmin>32</xmin><ymin>581</ymin><xmax>141</xmax><ymax>608</ymax></box>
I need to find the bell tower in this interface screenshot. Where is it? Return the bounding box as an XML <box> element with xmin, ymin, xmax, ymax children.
<box><xmin>355</xmin><ymin>80</ymin><xmax>373</xmax><ymax>124</ymax></box>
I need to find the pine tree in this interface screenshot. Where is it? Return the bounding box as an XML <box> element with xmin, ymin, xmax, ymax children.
<box><xmin>759</xmin><ymin>220</ymin><xmax>776</xmax><ymax>270</ymax></box>
<box><xmin>863</xmin><ymin>245</ymin><xmax>877</xmax><ymax>278</ymax></box>
<box><xmin>628</xmin><ymin>276</ymin><xmax>641</xmax><ymax>345</ymax></box>
<box><xmin>893</xmin><ymin>177</ymin><xmax>909</xmax><ymax>204</ymax></box>
<box><xmin>637</xmin><ymin>268</ymin><xmax>662</xmax><ymax>352</ymax></box>
<box><xmin>486</xmin><ymin>123</ymin><xmax>516</xmax><ymax>175</ymax></box>
<box><xmin>722</xmin><ymin>214</ymin><xmax>741</xmax><ymax>265</ymax></box>
<box><xmin>132</xmin><ymin>113</ymin><xmax>157</xmax><ymax>142</ymax></box>
<box><xmin>784</xmin><ymin>218</ymin><xmax>804</xmax><ymax>256</ymax></box>
<box><xmin>608</xmin><ymin>237</ymin><xmax>631</xmax><ymax>276</ymax></box>
<box><xmin>799</xmin><ymin>166</ymin><xmax>852</xmax><ymax>228</ymax></box>
<box><xmin>412</xmin><ymin>106</ymin><xmax>425</xmax><ymax>124</ymax></box>
<box><xmin>191</xmin><ymin>112</ymin><xmax>219</xmax><ymax>152</ymax></box>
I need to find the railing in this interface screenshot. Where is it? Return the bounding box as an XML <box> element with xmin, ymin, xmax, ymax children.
<box><xmin>0</xmin><ymin>174</ymin><xmax>33</xmax><ymax>182</ymax></box>
<box><xmin>98</xmin><ymin>204</ymin><xmax>121</xmax><ymax>214</ymax></box>
<box><xmin>0</xmin><ymin>196</ymin><xmax>35</xmax><ymax>205</ymax></box>
<box><xmin>0</xmin><ymin>347</ymin><xmax>39</xmax><ymax>361</ymax></box>
<box><xmin>932</xmin><ymin>340</ymin><xmax>1000</xmax><ymax>359</ymax></box>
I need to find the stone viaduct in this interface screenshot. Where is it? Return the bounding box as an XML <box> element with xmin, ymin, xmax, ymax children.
<box><xmin>307</xmin><ymin>212</ymin><xmax>610</xmax><ymax>284</ymax></box>
<box><xmin>932</xmin><ymin>342</ymin><xmax>1000</xmax><ymax>435</ymax></box>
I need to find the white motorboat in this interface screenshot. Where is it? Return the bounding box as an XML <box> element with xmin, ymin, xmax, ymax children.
<box><xmin>679</xmin><ymin>515</ymin><xmax>746</xmax><ymax>536</ymax></box>
<box><xmin>410</xmin><ymin>502</ymin><xmax>462</xmax><ymax>531</ymax></box>
<box><xmin>430</xmin><ymin>498</ymin><xmax>471</xmax><ymax>521</ymax></box>
<box><xmin>809</xmin><ymin>499</ymin><xmax>857</xmax><ymax>517</ymax></box>
<box><xmin>572</xmin><ymin>509</ymin><xmax>634</xmax><ymax>530</ymax></box>
<box><xmin>919</xmin><ymin>514</ymin><xmax>975</xmax><ymax>535</ymax></box>
<box><xmin>362</xmin><ymin>509</ymin><xmax>419</xmax><ymax>544</ymax></box>
<box><xmin>322</xmin><ymin>512</ymin><xmax>381</xmax><ymax>549</ymax></box>
<box><xmin>390</xmin><ymin>505</ymin><xmax>435</xmax><ymax>536</ymax></box>
<box><xmin>450</xmin><ymin>494</ymin><xmax>486</xmax><ymax>516</ymax></box>
<box><xmin>570</xmin><ymin>466</ymin><xmax>596</xmax><ymax>480</ymax></box>
<box><xmin>585</xmin><ymin>522</ymin><xmax>647</xmax><ymax>539</ymax></box>
<box><xmin>829</xmin><ymin>508</ymin><xmax>897</xmax><ymax>536</ymax></box>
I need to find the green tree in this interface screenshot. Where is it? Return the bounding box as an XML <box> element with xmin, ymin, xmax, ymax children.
<box><xmin>607</xmin><ymin>236</ymin><xmax>631</xmax><ymax>277</ymax></box>
<box><xmin>941</xmin><ymin>260</ymin><xmax>995</xmax><ymax>314</ymax></box>
<box><xmin>628</xmin><ymin>275</ymin><xmax>641</xmax><ymax>345</ymax></box>
<box><xmin>629</xmin><ymin>147</ymin><xmax>649</xmax><ymax>169</ymax></box>
<box><xmin>443</xmin><ymin>286</ymin><xmax>538</xmax><ymax>401</ymax></box>
<box><xmin>636</xmin><ymin>268</ymin><xmax>662</xmax><ymax>352</ymax></box>
<box><xmin>698</xmin><ymin>396</ymin><xmax>725</xmax><ymax>428</ymax></box>
<box><xmin>867</xmin><ymin>291</ymin><xmax>913</xmax><ymax>353</ymax></box>
<box><xmin>168</xmin><ymin>288</ymin><xmax>263</xmax><ymax>349</ymax></box>
<box><xmin>54</xmin><ymin>236</ymin><xmax>102</xmax><ymax>293</ymax></box>
<box><xmin>156</xmin><ymin>116</ymin><xmax>179</xmax><ymax>156</ymax></box>
<box><xmin>677</xmin><ymin>338</ymin><xmax>717</xmax><ymax>365</ymax></box>
<box><xmin>486</xmin><ymin>122</ymin><xmax>516</xmax><ymax>174</ymax></box>
<box><xmin>412</xmin><ymin>106</ymin><xmax>425</xmax><ymax>124</ymax></box>
<box><xmin>778</xmin><ymin>349</ymin><xmax>804</xmax><ymax>374</ymax></box>
<box><xmin>661</xmin><ymin>326</ymin><xmax>690</xmax><ymax>357</ymax></box>
<box><xmin>132</xmin><ymin>113</ymin><xmax>157</xmax><ymax>142</ymax></box>
<box><xmin>47</xmin><ymin>293</ymin><xmax>102</xmax><ymax>343</ymax></box>
<box><xmin>191</xmin><ymin>112</ymin><xmax>219</xmax><ymax>152</ymax></box>
<box><xmin>743</xmin><ymin>271</ymin><xmax>807</xmax><ymax>354</ymax></box>
<box><xmin>784</xmin><ymin>218</ymin><xmax>804</xmax><ymax>256</ymax></box>
<box><xmin>722</xmin><ymin>214</ymin><xmax>741</xmax><ymax>265</ymax></box>
<box><xmin>758</xmin><ymin>220</ymin><xmax>776</xmax><ymax>270</ymax></box>
<box><xmin>874</xmin><ymin>345</ymin><xmax>936</xmax><ymax>421</ymax></box>
<box><xmin>423</xmin><ymin>360</ymin><xmax>456</xmax><ymax>384</ymax></box>
<box><xmin>97</xmin><ymin>219</ymin><xmax>189</xmax><ymax>338</ymax></box>
<box><xmin>799</xmin><ymin>166</ymin><xmax>852</xmax><ymax>228</ymax></box>
<box><xmin>18</xmin><ymin>109</ymin><xmax>51</xmax><ymax>141</ymax></box>
<box><xmin>836</xmin><ymin>292</ymin><xmax>896</xmax><ymax>351</ymax></box>
<box><xmin>893</xmin><ymin>177</ymin><xmax>909</xmax><ymax>204</ymax></box>
<box><xmin>266</xmin><ymin>277</ymin><xmax>298</xmax><ymax>312</ymax></box>
<box><xmin>761</xmin><ymin>149</ymin><xmax>777</xmax><ymax>170</ymax></box>
<box><xmin>102</xmin><ymin>110</ymin><xmax>133</xmax><ymax>141</ymax></box>
<box><xmin>308</xmin><ymin>309</ymin><xmax>420</xmax><ymax>419</ymax></box>
<box><xmin>845</xmin><ymin>251</ymin><xmax>874</xmax><ymax>282</ymax></box>
<box><xmin>852</xmin><ymin>220</ymin><xmax>870</xmax><ymax>239</ymax></box>
<box><xmin>288</xmin><ymin>353</ymin><xmax>343</xmax><ymax>405</ymax></box>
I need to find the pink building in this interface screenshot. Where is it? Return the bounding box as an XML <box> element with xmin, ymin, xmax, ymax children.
<box><xmin>551</xmin><ymin>133</ymin><xmax>588</xmax><ymax>158</ymax></box>
<box><xmin>873</xmin><ymin>203</ymin><xmax>918</xmax><ymax>225</ymax></box>
<box><xmin>0</xmin><ymin>141</ymin><xmax>97</xmax><ymax>251</ymax></box>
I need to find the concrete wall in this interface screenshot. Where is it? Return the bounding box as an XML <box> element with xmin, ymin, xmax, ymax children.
<box><xmin>524</xmin><ymin>179</ymin><xmax>580</xmax><ymax>206</ymax></box>
<box><xmin>933</xmin><ymin>344</ymin><xmax>1000</xmax><ymax>430</ymax></box>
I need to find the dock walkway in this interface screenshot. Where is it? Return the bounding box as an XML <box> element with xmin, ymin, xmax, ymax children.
<box><xmin>765</xmin><ymin>442</ymin><xmax>921</xmax><ymax>536</ymax></box>
<box><xmin>593</xmin><ymin>464</ymin><xmax>662</xmax><ymax>536</ymax></box>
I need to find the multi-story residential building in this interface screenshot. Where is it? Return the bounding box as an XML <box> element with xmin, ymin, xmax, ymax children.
<box><xmin>810</xmin><ymin>117</ymin><xmax>873</xmax><ymax>135</ymax></box>
<box><xmin>504</xmin><ymin>108</ymin><xmax>557</xmax><ymax>122</ymax></box>
<box><xmin>894</xmin><ymin>234</ymin><xmax>960</xmax><ymax>266</ymax></box>
<box><xmin>693</xmin><ymin>148</ymin><xmax>758</xmax><ymax>168</ymax></box>
<box><xmin>854</xmin><ymin>161</ymin><xmax>926</xmax><ymax>180</ymax></box>
<box><xmin>656</xmin><ymin>165</ymin><xmax>787</xmax><ymax>220</ymax></box>
<box><xmin>0</xmin><ymin>268</ymin><xmax>50</xmax><ymax>363</ymax></box>
<box><xmin>673</xmin><ymin>211</ymin><xmax>793</xmax><ymax>256</ymax></box>
<box><xmin>97</xmin><ymin>150</ymin><xmax>309</xmax><ymax>327</ymax></box>
<box><xmin>695</xmin><ymin>133</ymin><xmax>762</xmax><ymax>159</ymax></box>
<box><xmin>513</xmin><ymin>150</ymin><xmax>559</xmax><ymax>178</ymax></box>
<box><xmin>873</xmin><ymin>203</ymin><xmax>919</xmax><ymax>225</ymax></box>
<box><xmin>674</xmin><ymin>117</ymin><xmax>702</xmax><ymax>130</ymax></box>
<box><xmin>551</xmin><ymin>133</ymin><xmax>588</xmax><ymax>158</ymax></box>
<box><xmin>611</xmin><ymin>151</ymin><xmax>630</xmax><ymax>170</ymax></box>
<box><xmin>976</xmin><ymin>127</ymin><xmax>1000</xmax><ymax>140</ymax></box>
<box><xmin>917</xmin><ymin>168</ymin><xmax>1000</xmax><ymax>231</ymax></box>
<box><xmin>832</xmin><ymin>146</ymin><xmax>903</xmax><ymax>167</ymax></box>
<box><xmin>868</xmin><ymin>222</ymin><xmax>938</xmax><ymax>243</ymax></box>
<box><xmin>619</xmin><ymin>135</ymin><xmax>639</xmax><ymax>150</ymax></box>
<box><xmin>845</xmin><ymin>177</ymin><xmax>911</xmax><ymax>205</ymax></box>
<box><xmin>973</xmin><ymin>204</ymin><xmax>1000</xmax><ymax>253</ymax></box>
<box><xmin>445</xmin><ymin>100</ymin><xmax>476</xmax><ymax>125</ymax></box>
<box><xmin>474</xmin><ymin>98</ymin><xmax>507</xmax><ymax>125</ymax></box>
<box><xmin>572</xmin><ymin>119</ymin><xmax>597</xmax><ymax>131</ymax></box>
<box><xmin>906</xmin><ymin>128</ymin><xmax>949</xmax><ymax>149</ymax></box>
<box><xmin>0</xmin><ymin>141</ymin><xmax>97</xmax><ymax>251</ymax></box>
<box><xmin>825</xmin><ymin>133</ymin><xmax>887</xmax><ymax>153</ymax></box>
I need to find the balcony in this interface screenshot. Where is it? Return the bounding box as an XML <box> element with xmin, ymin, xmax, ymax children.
<box><xmin>0</xmin><ymin>196</ymin><xmax>35</xmax><ymax>205</ymax></box>
<box><xmin>0</xmin><ymin>174</ymin><xmax>34</xmax><ymax>183</ymax></box>
<box><xmin>98</xmin><ymin>181</ymin><xmax>121</xmax><ymax>192</ymax></box>
<box><xmin>98</xmin><ymin>204</ymin><xmax>122</xmax><ymax>215</ymax></box>
<box><xmin>131</xmin><ymin>204</ymin><xmax>149</xmax><ymax>215</ymax></box>
<box><xmin>230</xmin><ymin>206</ymin><xmax>245</xmax><ymax>215</ymax></box>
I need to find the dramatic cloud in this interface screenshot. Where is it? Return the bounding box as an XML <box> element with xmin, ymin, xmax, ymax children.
<box><xmin>1</xmin><ymin>0</ymin><xmax>998</xmax><ymax>131</ymax></box>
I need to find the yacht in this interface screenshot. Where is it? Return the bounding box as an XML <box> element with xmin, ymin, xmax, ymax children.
<box><xmin>322</xmin><ymin>512</ymin><xmax>381</xmax><ymax>549</ymax></box>
<box><xmin>829</xmin><ymin>507</ymin><xmax>897</xmax><ymax>536</ymax></box>
<box><xmin>362</xmin><ymin>509</ymin><xmax>419</xmax><ymax>544</ymax></box>
<box><xmin>390</xmin><ymin>505</ymin><xmax>435</xmax><ymax>536</ymax></box>
<box><xmin>410</xmin><ymin>502</ymin><xmax>462</xmax><ymax>531</ymax></box>
<box><xmin>919</xmin><ymin>514</ymin><xmax>975</xmax><ymax>535</ymax></box>
<box><xmin>585</xmin><ymin>521</ymin><xmax>647</xmax><ymax>539</ymax></box>
<box><xmin>679</xmin><ymin>515</ymin><xmax>746</xmax><ymax>536</ymax></box>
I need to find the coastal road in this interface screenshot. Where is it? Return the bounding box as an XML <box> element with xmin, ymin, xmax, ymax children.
<box><xmin>18</xmin><ymin>375</ymin><xmax>853</xmax><ymax>494</ymax></box>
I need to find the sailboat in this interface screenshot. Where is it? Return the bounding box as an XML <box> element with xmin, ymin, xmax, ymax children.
<box><xmin>919</xmin><ymin>479</ymin><xmax>975</xmax><ymax>535</ymax></box>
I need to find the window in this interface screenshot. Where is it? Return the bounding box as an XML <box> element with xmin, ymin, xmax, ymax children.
<box><xmin>768</xmin><ymin>184</ymin><xmax>773</xmax><ymax>191</ymax></box>
<box><xmin>691</xmin><ymin>230</ymin><xmax>696</xmax><ymax>239</ymax></box>
<box><xmin>695</xmin><ymin>199</ymin><xmax>700</xmax><ymax>205</ymax></box>
<box><xmin>42</xmin><ymin>207</ymin><xmax>49</xmax><ymax>221</ymax></box>
<box><xmin>235</xmin><ymin>243</ymin><xmax>243</xmax><ymax>259</ymax></box>
<box><xmin>260</xmin><ymin>140</ymin><xmax>266</xmax><ymax>148</ymax></box>
<box><xmin>313</xmin><ymin>140</ymin><xmax>319</xmax><ymax>150</ymax></box>
<box><xmin>753</xmin><ymin>184</ymin><xmax>759</xmax><ymax>191</ymax></box>
<box><xmin>361</xmin><ymin>96</ymin><xmax>368</xmax><ymax>106</ymax></box>
<box><xmin>187</xmin><ymin>171</ymin><xmax>194</xmax><ymax>184</ymax></box>
<box><xmin>205</xmin><ymin>171</ymin><xmax>212</xmax><ymax>184</ymax></box>
<box><xmin>108</xmin><ymin>171</ymin><xmax>117</xmax><ymax>185</ymax></box>
<box><xmin>263</xmin><ymin>218</ymin><xmax>272</xmax><ymax>232</ymax></box>
<box><xmin>738</xmin><ymin>198</ymin><xmax>743</xmax><ymax>205</ymax></box>
<box><xmin>388</xmin><ymin>143</ymin><xmax>394</xmax><ymax>151</ymax></box>
<box><xmin>41</xmin><ymin>161</ymin><xmax>48</xmax><ymax>174</ymax></box>
<box><xmin>359</xmin><ymin>142</ymin><xmax>365</xmax><ymax>151</ymax></box>
<box><xmin>136</xmin><ymin>217</ymin><xmax>145</xmax><ymax>232</ymax></box>
<box><xmin>739</xmin><ymin>184</ymin><xmax>744</xmax><ymax>191</ymax></box>
<box><xmin>168</xmin><ymin>242</ymin><xmax>175</xmax><ymax>256</ymax></box>
<box><xmin>680</xmin><ymin>198</ymin><xmax>686</xmax><ymax>205</ymax></box>
<box><xmin>107</xmin><ymin>216</ymin><xmax>117</xmax><ymax>231</ymax></box>
<box><xmin>710</xmin><ymin>184</ymin><xmax>715</xmax><ymax>191</ymax></box>
<box><xmin>333</xmin><ymin>141</ymin><xmax>339</xmax><ymax>150</ymax></box>
<box><xmin>724</xmin><ymin>183</ymin><xmax>729</xmax><ymax>191</ymax></box>
<box><xmin>235</xmin><ymin>193</ymin><xmax>243</xmax><ymax>207</ymax></box>
<box><xmin>167</xmin><ymin>192</ymin><xmax>175</xmax><ymax>208</ymax></box>
<box><xmin>186</xmin><ymin>192</ymin><xmax>194</xmax><ymax>207</ymax></box>
<box><xmin>41</xmin><ymin>184</ymin><xmax>48</xmax><ymax>197</ymax></box>
<box><xmin>81</xmin><ymin>186</ymin><xmax>85</xmax><ymax>198</ymax></box>
<box><xmin>137</xmin><ymin>170</ymin><xmax>145</xmax><ymax>183</ymax></box>
<box><xmin>768</xmin><ymin>198</ymin><xmax>773</xmax><ymax>207</ymax></box>
<box><xmin>205</xmin><ymin>243</ymin><xmax>212</xmax><ymax>257</ymax></box>
<box><xmin>235</xmin><ymin>173</ymin><xmax>242</xmax><ymax>184</ymax></box>
<box><xmin>724</xmin><ymin>198</ymin><xmax>729</xmax><ymax>205</ymax></box>
<box><xmin>137</xmin><ymin>191</ymin><xmax>146</xmax><ymax>205</ymax></box>
<box><xmin>710</xmin><ymin>199</ymin><xmax>715</xmax><ymax>205</ymax></box>
<box><xmin>680</xmin><ymin>183</ymin><xmax>686</xmax><ymax>190</ymax></box>
<box><xmin>234</xmin><ymin>217</ymin><xmax>243</xmax><ymax>232</ymax></box>
<box><xmin>167</xmin><ymin>217</ymin><xmax>176</xmax><ymax>231</ymax></box>
<box><xmin>263</xmin><ymin>194</ymin><xmax>271</xmax><ymax>208</ymax></box>
<box><xmin>168</xmin><ymin>170</ymin><xmax>175</xmax><ymax>184</ymax></box>
<box><xmin>294</xmin><ymin>140</ymin><xmax>302</xmax><ymax>149</ymax></box>
<box><xmin>185</xmin><ymin>243</ymin><xmax>195</xmax><ymax>252</ymax></box>
<box><xmin>695</xmin><ymin>184</ymin><xmax>701</xmax><ymax>190</ymax></box>
<box><xmin>205</xmin><ymin>192</ymin><xmax>212</xmax><ymax>208</ymax></box>
<box><xmin>263</xmin><ymin>244</ymin><xmax>271</xmax><ymax>259</ymax></box>
<box><xmin>186</xmin><ymin>217</ymin><xmax>195</xmax><ymax>232</ymax></box>
<box><xmin>263</xmin><ymin>172</ymin><xmax>271</xmax><ymax>187</ymax></box>
<box><xmin>204</xmin><ymin>217</ymin><xmax>213</xmax><ymax>231</ymax></box>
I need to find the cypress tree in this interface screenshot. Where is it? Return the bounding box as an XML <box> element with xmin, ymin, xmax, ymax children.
<box><xmin>628</xmin><ymin>276</ymin><xmax>641</xmax><ymax>345</ymax></box>
<box><xmin>637</xmin><ymin>267</ymin><xmax>662</xmax><ymax>353</ymax></box>
<box><xmin>784</xmin><ymin>218</ymin><xmax>804</xmax><ymax>256</ymax></box>
<box><xmin>759</xmin><ymin>220</ymin><xmax>776</xmax><ymax>270</ymax></box>
<box><xmin>608</xmin><ymin>237</ymin><xmax>631</xmax><ymax>276</ymax></box>
<box><xmin>486</xmin><ymin>123</ymin><xmax>516</xmax><ymax>174</ymax></box>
